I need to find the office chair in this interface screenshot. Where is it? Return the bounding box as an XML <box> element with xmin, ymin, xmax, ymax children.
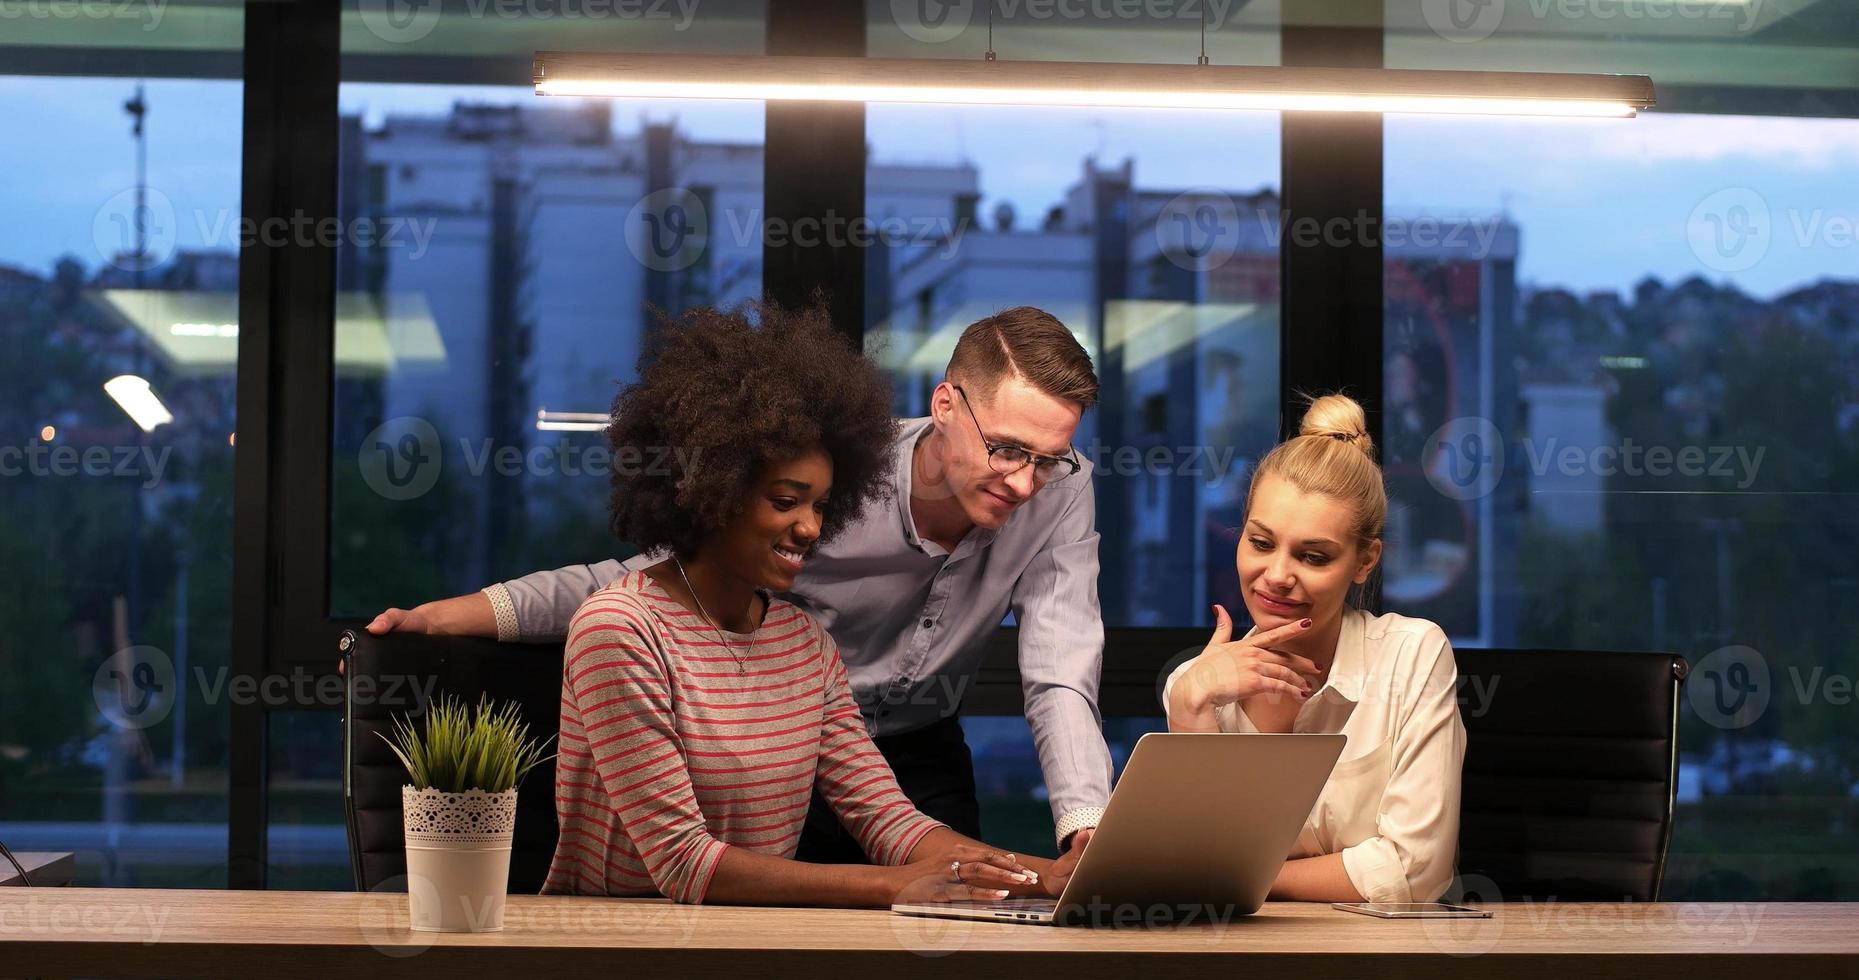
<box><xmin>1454</xmin><ymin>648</ymin><xmax>1689</xmax><ymax>902</ymax></box>
<box><xmin>340</xmin><ymin>628</ymin><xmax>566</xmax><ymax>893</ymax></box>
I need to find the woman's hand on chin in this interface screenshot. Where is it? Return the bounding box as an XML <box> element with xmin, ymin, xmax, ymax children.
<box><xmin>1169</xmin><ymin>606</ymin><xmax>1322</xmax><ymax>729</ymax></box>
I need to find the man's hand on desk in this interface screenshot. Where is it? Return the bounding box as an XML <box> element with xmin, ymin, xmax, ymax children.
<box><xmin>1039</xmin><ymin>828</ymin><xmax>1091</xmax><ymax>897</ymax></box>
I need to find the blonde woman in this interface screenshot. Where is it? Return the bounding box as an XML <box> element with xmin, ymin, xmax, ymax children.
<box><xmin>1164</xmin><ymin>394</ymin><xmax>1466</xmax><ymax>903</ymax></box>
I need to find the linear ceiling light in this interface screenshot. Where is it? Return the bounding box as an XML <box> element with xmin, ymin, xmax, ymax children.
<box><xmin>534</xmin><ymin>53</ymin><xmax>1654</xmax><ymax>119</ymax></box>
<box><xmin>536</xmin><ymin>409</ymin><xmax>609</xmax><ymax>432</ymax></box>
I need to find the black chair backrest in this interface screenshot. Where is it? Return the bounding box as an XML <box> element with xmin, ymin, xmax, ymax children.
<box><xmin>341</xmin><ymin>628</ymin><xmax>567</xmax><ymax>893</ymax></box>
<box><xmin>1454</xmin><ymin>648</ymin><xmax>1688</xmax><ymax>902</ymax></box>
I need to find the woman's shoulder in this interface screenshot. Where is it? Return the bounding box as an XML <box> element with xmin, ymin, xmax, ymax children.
<box><xmin>1352</xmin><ymin>608</ymin><xmax>1455</xmax><ymax>672</ymax></box>
<box><xmin>761</xmin><ymin>594</ymin><xmax>829</xmax><ymax>643</ymax></box>
<box><xmin>569</xmin><ymin>570</ymin><xmax>669</xmax><ymax>638</ymax></box>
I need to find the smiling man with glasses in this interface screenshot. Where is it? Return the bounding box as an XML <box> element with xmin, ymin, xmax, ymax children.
<box><xmin>367</xmin><ymin>306</ymin><xmax>1113</xmax><ymax>863</ymax></box>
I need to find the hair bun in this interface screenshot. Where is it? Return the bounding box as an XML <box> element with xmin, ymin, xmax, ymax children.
<box><xmin>1298</xmin><ymin>393</ymin><xmax>1375</xmax><ymax>459</ymax></box>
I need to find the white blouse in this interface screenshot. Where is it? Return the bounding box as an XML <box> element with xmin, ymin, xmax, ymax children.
<box><xmin>1162</xmin><ymin>608</ymin><xmax>1467</xmax><ymax>903</ymax></box>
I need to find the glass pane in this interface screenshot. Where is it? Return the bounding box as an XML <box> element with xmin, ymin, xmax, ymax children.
<box><xmin>968</xmin><ymin>716</ymin><xmax>1161</xmax><ymax>854</ymax></box>
<box><xmin>1386</xmin><ymin>107</ymin><xmax>1859</xmax><ymax>898</ymax></box>
<box><xmin>866</xmin><ymin>103</ymin><xmax>1281</xmax><ymax>627</ymax></box>
<box><xmin>329</xmin><ymin>0</ymin><xmax>767</xmax><ymax>617</ymax></box>
<box><xmin>268</xmin><ymin>712</ymin><xmax>348</xmax><ymax>890</ymax></box>
<box><xmin>0</xmin><ymin>22</ymin><xmax>243</xmax><ymax>885</ymax></box>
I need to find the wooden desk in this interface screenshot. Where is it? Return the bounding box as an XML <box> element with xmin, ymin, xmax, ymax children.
<box><xmin>0</xmin><ymin>852</ymin><xmax>73</xmax><ymax>888</ymax></box>
<box><xmin>1</xmin><ymin>889</ymin><xmax>1854</xmax><ymax>979</ymax></box>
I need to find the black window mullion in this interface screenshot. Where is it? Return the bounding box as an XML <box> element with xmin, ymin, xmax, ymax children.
<box><xmin>763</xmin><ymin>0</ymin><xmax>866</xmax><ymax>344</ymax></box>
<box><xmin>1278</xmin><ymin>22</ymin><xmax>1385</xmax><ymax>447</ymax></box>
<box><xmin>231</xmin><ymin>0</ymin><xmax>342</xmax><ymax>889</ymax></box>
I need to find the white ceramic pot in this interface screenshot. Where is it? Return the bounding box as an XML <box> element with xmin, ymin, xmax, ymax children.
<box><xmin>401</xmin><ymin>786</ymin><xmax>518</xmax><ymax>933</ymax></box>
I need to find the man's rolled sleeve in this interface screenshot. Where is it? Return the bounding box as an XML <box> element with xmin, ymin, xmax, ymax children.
<box><xmin>1010</xmin><ymin>474</ymin><xmax>1114</xmax><ymax>847</ymax></box>
<box><xmin>489</xmin><ymin>559</ymin><xmax>629</xmax><ymax>642</ymax></box>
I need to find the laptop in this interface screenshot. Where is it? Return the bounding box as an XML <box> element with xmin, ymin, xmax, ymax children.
<box><xmin>892</xmin><ymin>732</ymin><xmax>1346</xmax><ymax>927</ymax></box>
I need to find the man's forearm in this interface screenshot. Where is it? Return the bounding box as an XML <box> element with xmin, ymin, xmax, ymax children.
<box><xmin>412</xmin><ymin>592</ymin><xmax>497</xmax><ymax>637</ymax></box>
<box><xmin>1022</xmin><ymin>685</ymin><xmax>1114</xmax><ymax>843</ymax></box>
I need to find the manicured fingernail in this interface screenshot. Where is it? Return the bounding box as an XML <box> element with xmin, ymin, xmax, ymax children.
<box><xmin>1299</xmin><ymin>618</ymin><xmax>1312</xmax><ymax>628</ymax></box>
<box><xmin>1011</xmin><ymin>873</ymin><xmax>1031</xmax><ymax>883</ymax></box>
<box><xmin>993</xmin><ymin>889</ymin><xmax>1010</xmax><ymax>897</ymax></box>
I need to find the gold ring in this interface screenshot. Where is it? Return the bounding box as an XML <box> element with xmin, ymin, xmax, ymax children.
<box><xmin>950</xmin><ymin>860</ymin><xmax>964</xmax><ymax>884</ymax></box>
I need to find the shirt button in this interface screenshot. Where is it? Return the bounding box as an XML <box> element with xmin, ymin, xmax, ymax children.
<box><xmin>921</xmin><ymin>617</ymin><xmax>933</xmax><ymax>629</ymax></box>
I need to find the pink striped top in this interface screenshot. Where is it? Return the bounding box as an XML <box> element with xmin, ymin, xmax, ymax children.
<box><xmin>541</xmin><ymin>570</ymin><xmax>944</xmax><ymax>903</ymax></box>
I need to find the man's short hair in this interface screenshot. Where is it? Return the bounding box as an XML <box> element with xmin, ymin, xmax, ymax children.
<box><xmin>945</xmin><ymin>306</ymin><xmax>1099</xmax><ymax>409</ymax></box>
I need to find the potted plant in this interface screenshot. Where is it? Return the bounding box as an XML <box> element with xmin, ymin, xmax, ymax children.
<box><xmin>381</xmin><ymin>693</ymin><xmax>552</xmax><ymax>933</ymax></box>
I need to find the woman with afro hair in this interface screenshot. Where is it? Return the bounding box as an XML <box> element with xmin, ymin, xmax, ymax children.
<box><xmin>541</xmin><ymin>301</ymin><xmax>1082</xmax><ymax>907</ymax></box>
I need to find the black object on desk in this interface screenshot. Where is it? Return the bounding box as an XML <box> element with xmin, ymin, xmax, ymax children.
<box><xmin>0</xmin><ymin>851</ymin><xmax>75</xmax><ymax>887</ymax></box>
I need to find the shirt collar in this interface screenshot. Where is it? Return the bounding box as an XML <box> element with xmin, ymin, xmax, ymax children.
<box><xmin>893</xmin><ymin>418</ymin><xmax>931</xmax><ymax>551</ymax></box>
<box><xmin>1319</xmin><ymin>608</ymin><xmax>1368</xmax><ymax>703</ymax></box>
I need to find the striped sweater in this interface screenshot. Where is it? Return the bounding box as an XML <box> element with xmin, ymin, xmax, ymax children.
<box><xmin>541</xmin><ymin>570</ymin><xmax>944</xmax><ymax>903</ymax></box>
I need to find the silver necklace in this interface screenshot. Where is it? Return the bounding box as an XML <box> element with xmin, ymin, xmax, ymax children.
<box><xmin>672</xmin><ymin>554</ymin><xmax>748</xmax><ymax>674</ymax></box>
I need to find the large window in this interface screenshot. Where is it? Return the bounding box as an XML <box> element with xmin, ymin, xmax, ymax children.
<box><xmin>1386</xmin><ymin>5</ymin><xmax>1859</xmax><ymax>899</ymax></box>
<box><xmin>329</xmin><ymin>1</ymin><xmax>767</xmax><ymax>619</ymax></box>
<box><xmin>0</xmin><ymin>13</ymin><xmax>244</xmax><ymax>886</ymax></box>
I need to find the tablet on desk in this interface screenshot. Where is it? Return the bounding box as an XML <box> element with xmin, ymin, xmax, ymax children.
<box><xmin>1332</xmin><ymin>902</ymin><xmax>1492</xmax><ymax>919</ymax></box>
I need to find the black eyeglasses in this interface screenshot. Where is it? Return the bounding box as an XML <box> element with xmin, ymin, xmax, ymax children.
<box><xmin>952</xmin><ymin>385</ymin><xmax>1081</xmax><ymax>483</ymax></box>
